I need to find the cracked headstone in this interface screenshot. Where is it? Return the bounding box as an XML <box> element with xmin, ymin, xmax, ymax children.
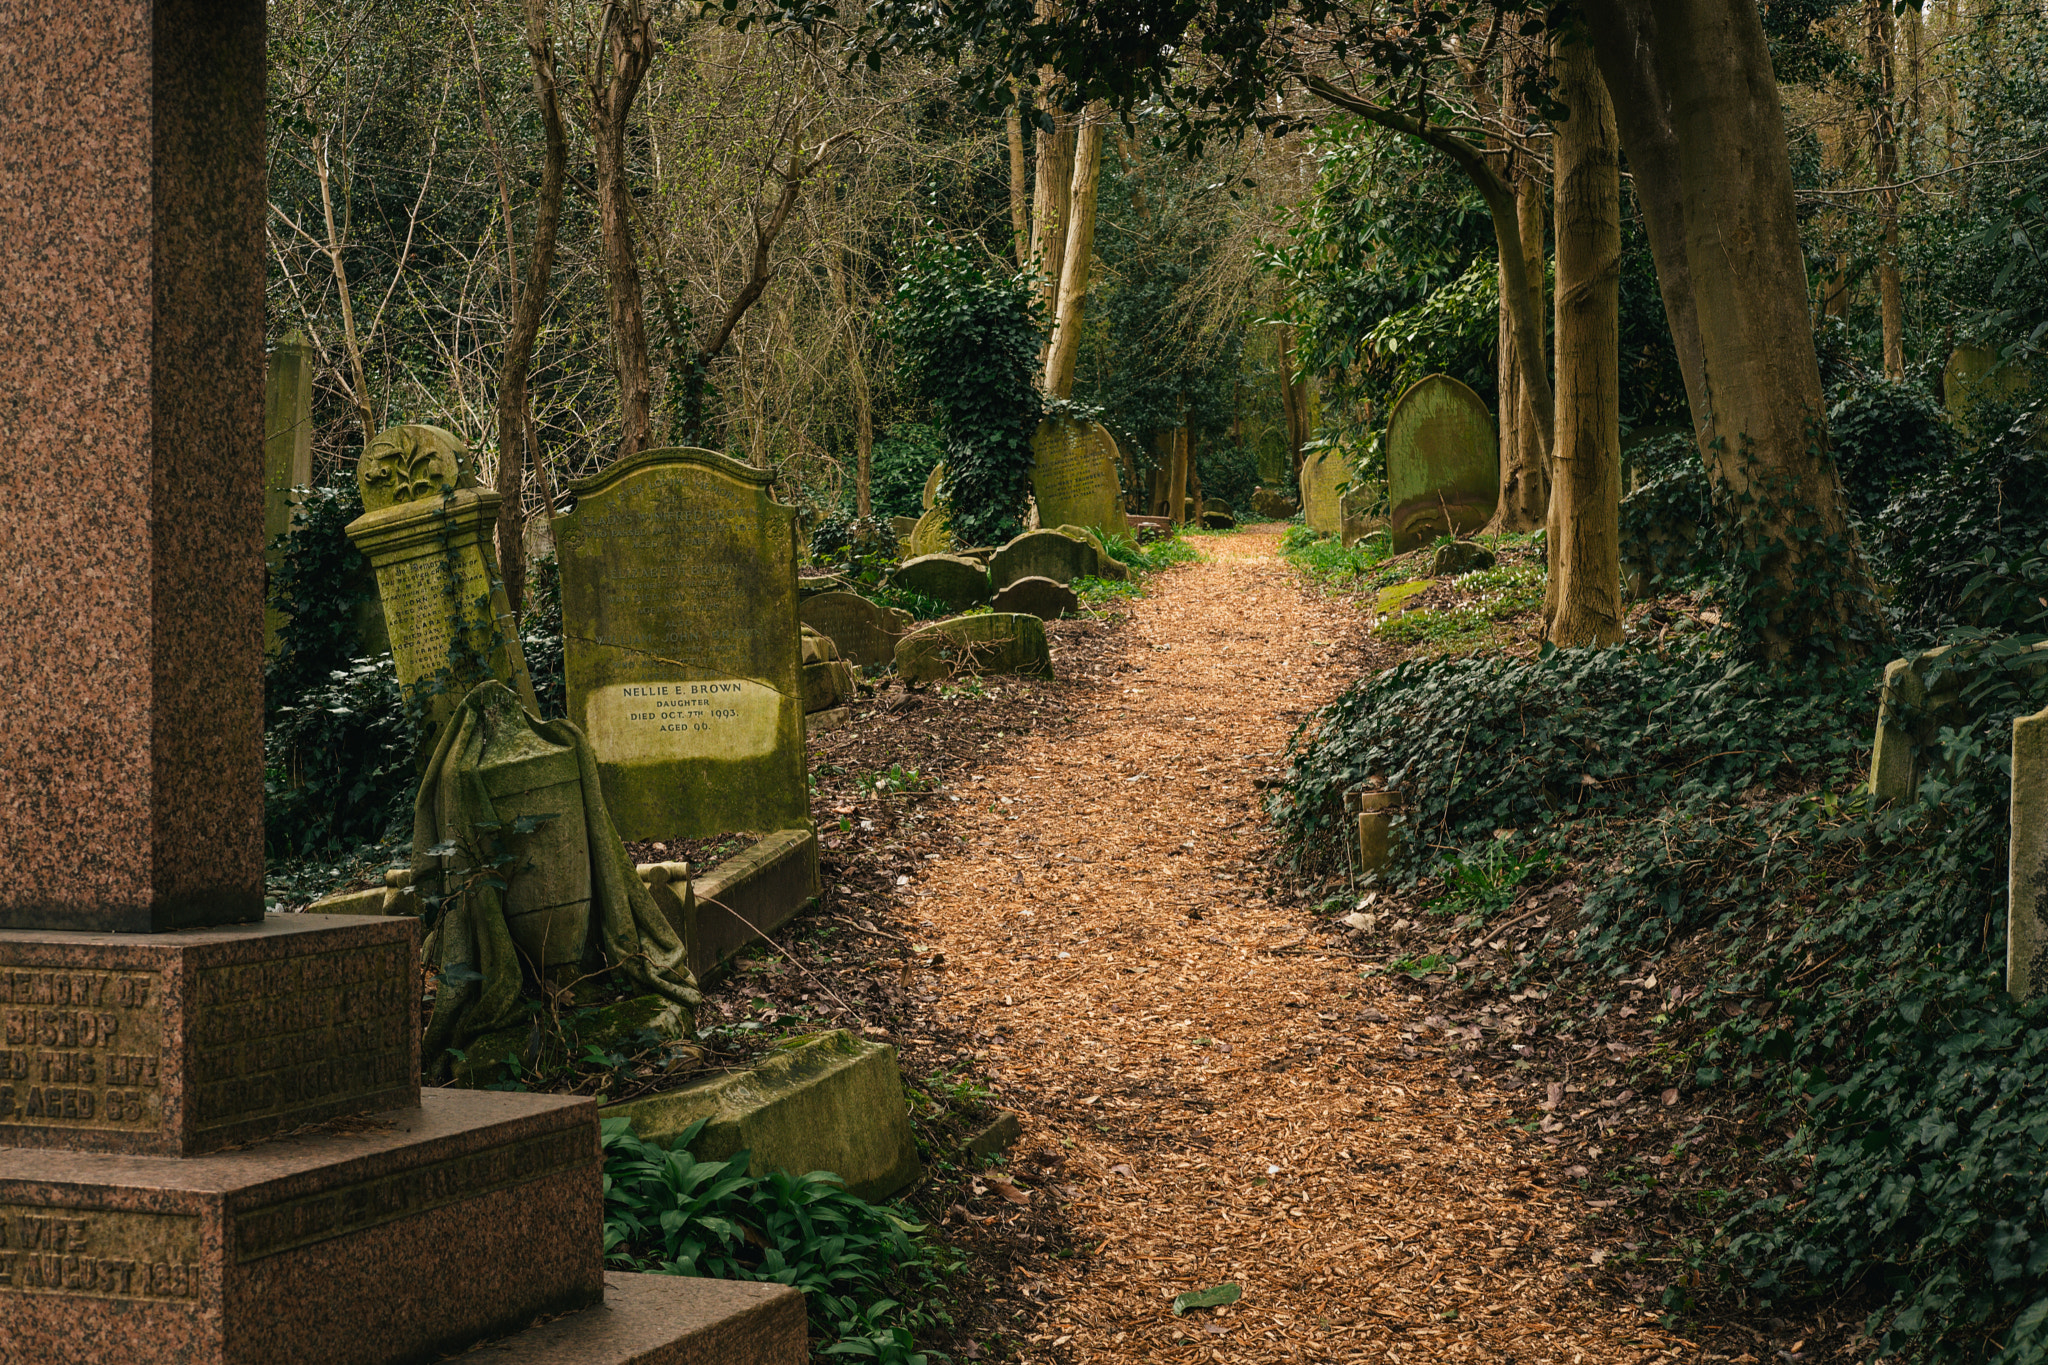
<box><xmin>555</xmin><ymin>447</ymin><xmax>807</xmax><ymax>841</ymax></box>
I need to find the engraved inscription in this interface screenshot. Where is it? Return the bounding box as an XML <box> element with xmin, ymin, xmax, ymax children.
<box><xmin>585</xmin><ymin>678</ymin><xmax>782</xmax><ymax>764</ymax></box>
<box><xmin>1031</xmin><ymin>425</ymin><xmax>1118</xmax><ymax>526</ymax></box>
<box><xmin>377</xmin><ymin>549</ymin><xmax>495</xmax><ymax>689</ymax></box>
<box><xmin>236</xmin><ymin>1126</ymin><xmax>591</xmax><ymax>1262</ymax></box>
<box><xmin>559</xmin><ymin>482</ymin><xmax>766</xmax><ymax>661</ymax></box>
<box><xmin>0</xmin><ymin>1206</ymin><xmax>202</xmax><ymax>1302</ymax></box>
<box><xmin>189</xmin><ymin>942</ymin><xmax>412</xmax><ymax>1133</ymax></box>
<box><xmin>0</xmin><ymin>970</ymin><xmax>164</xmax><ymax>1133</ymax></box>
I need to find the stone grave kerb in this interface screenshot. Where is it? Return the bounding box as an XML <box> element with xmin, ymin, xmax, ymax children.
<box><xmin>554</xmin><ymin>446</ymin><xmax>809</xmax><ymax>843</ymax></box>
<box><xmin>1385</xmin><ymin>373</ymin><xmax>1500</xmax><ymax>552</ymax></box>
<box><xmin>344</xmin><ymin>423</ymin><xmax>540</xmax><ymax>724</ymax></box>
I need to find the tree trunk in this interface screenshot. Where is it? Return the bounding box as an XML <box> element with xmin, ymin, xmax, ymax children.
<box><xmin>1865</xmin><ymin>0</ymin><xmax>1904</xmax><ymax>380</ymax></box>
<box><xmin>1583</xmin><ymin>0</ymin><xmax>1882</xmax><ymax>660</ymax></box>
<box><xmin>1277</xmin><ymin>325</ymin><xmax>1310</xmax><ymax>483</ymax></box>
<box><xmin>1006</xmin><ymin>101</ymin><xmax>1030</xmax><ymax>269</ymax></box>
<box><xmin>1544</xmin><ymin>33</ymin><xmax>1624</xmax><ymax>648</ymax></box>
<box><xmin>1042</xmin><ymin>106</ymin><xmax>1104</xmax><ymax>398</ymax></box>
<box><xmin>493</xmin><ymin>0</ymin><xmax>569</xmax><ymax>616</ymax></box>
<box><xmin>1029</xmin><ymin>108</ymin><xmax>1074</xmax><ymax>338</ymax></box>
<box><xmin>1168</xmin><ymin>426</ymin><xmax>1190</xmax><ymax>527</ymax></box>
<box><xmin>1494</xmin><ymin>165</ymin><xmax>1550</xmax><ymax>532</ymax></box>
<box><xmin>583</xmin><ymin>0</ymin><xmax>656</xmax><ymax>461</ymax></box>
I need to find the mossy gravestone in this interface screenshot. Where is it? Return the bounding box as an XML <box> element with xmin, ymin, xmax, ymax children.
<box><xmin>1300</xmin><ymin>447</ymin><xmax>1347</xmax><ymax>536</ymax></box>
<box><xmin>1030</xmin><ymin>418</ymin><xmax>1130</xmax><ymax>535</ymax></box>
<box><xmin>344</xmin><ymin>424</ymin><xmax>539</xmax><ymax>727</ymax></box>
<box><xmin>1386</xmin><ymin>374</ymin><xmax>1499</xmax><ymax>552</ymax></box>
<box><xmin>555</xmin><ymin>447</ymin><xmax>806</xmax><ymax>842</ymax></box>
<box><xmin>799</xmin><ymin>591</ymin><xmax>910</xmax><ymax>667</ymax></box>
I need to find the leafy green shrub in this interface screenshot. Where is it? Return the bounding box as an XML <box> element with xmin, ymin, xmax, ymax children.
<box><xmin>602</xmin><ymin>1117</ymin><xmax>951</xmax><ymax>1364</ymax></box>
<box><xmin>263</xmin><ymin>653</ymin><xmax>417</xmax><ymax>858</ymax></box>
<box><xmin>1618</xmin><ymin>432</ymin><xmax>1721</xmax><ymax>592</ymax></box>
<box><xmin>521</xmin><ymin>555</ymin><xmax>566</xmax><ymax>719</ymax></box>
<box><xmin>869</xmin><ymin>422</ymin><xmax>947</xmax><ymax>522</ymax></box>
<box><xmin>809</xmin><ymin>509</ymin><xmax>904</xmax><ymax>592</ymax></box>
<box><xmin>1196</xmin><ymin>440</ymin><xmax>1260</xmax><ymax>515</ymax></box>
<box><xmin>1827</xmin><ymin>377</ymin><xmax>1953</xmax><ymax>525</ymax></box>
<box><xmin>887</xmin><ymin>233</ymin><xmax>1044</xmax><ymax>547</ymax></box>
<box><xmin>267</xmin><ymin>482</ymin><xmax>381</xmax><ymax>717</ymax></box>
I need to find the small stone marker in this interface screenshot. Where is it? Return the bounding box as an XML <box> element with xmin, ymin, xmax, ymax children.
<box><xmin>989</xmin><ymin>528</ymin><xmax>1125</xmax><ymax>589</ymax></box>
<box><xmin>1030</xmin><ymin>418</ymin><xmax>1131</xmax><ymax>534</ymax></box>
<box><xmin>554</xmin><ymin>447</ymin><xmax>808</xmax><ymax>842</ymax></box>
<box><xmin>896</xmin><ymin>613</ymin><xmax>1054</xmax><ymax>684</ymax></box>
<box><xmin>991</xmin><ymin>575</ymin><xmax>1079</xmax><ymax>619</ymax></box>
<box><xmin>2011</xmin><ymin>704</ymin><xmax>2048</xmax><ymax>1000</ymax></box>
<box><xmin>344</xmin><ymin>424</ymin><xmax>539</xmax><ymax>721</ymax></box>
<box><xmin>800</xmin><ymin>591</ymin><xmax>911</xmax><ymax>667</ymax></box>
<box><xmin>1386</xmin><ymin>374</ymin><xmax>1500</xmax><ymax>552</ymax></box>
<box><xmin>890</xmin><ymin>552</ymin><xmax>992</xmax><ymax>611</ymax></box>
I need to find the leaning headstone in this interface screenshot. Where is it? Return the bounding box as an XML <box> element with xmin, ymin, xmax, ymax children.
<box><xmin>1385</xmin><ymin>374</ymin><xmax>1500</xmax><ymax>551</ymax></box>
<box><xmin>555</xmin><ymin>447</ymin><xmax>808</xmax><ymax>842</ymax></box>
<box><xmin>1872</xmin><ymin>643</ymin><xmax>2048</xmax><ymax>802</ymax></box>
<box><xmin>989</xmin><ymin>528</ymin><xmax>1125</xmax><ymax>589</ymax></box>
<box><xmin>2010</xmin><ymin>704</ymin><xmax>2048</xmax><ymax>1000</ymax></box>
<box><xmin>922</xmin><ymin>462</ymin><xmax>946</xmax><ymax>511</ymax></box>
<box><xmin>1030</xmin><ymin>418</ymin><xmax>1131</xmax><ymax>535</ymax></box>
<box><xmin>992</xmin><ymin>575</ymin><xmax>1079</xmax><ymax>620</ymax></box>
<box><xmin>344</xmin><ymin>424</ymin><xmax>539</xmax><ymax>724</ymax></box>
<box><xmin>891</xmin><ymin>552</ymin><xmax>993</xmax><ymax>611</ymax></box>
<box><xmin>801</xmin><ymin>591</ymin><xmax>911</xmax><ymax>667</ymax></box>
<box><xmin>262</xmin><ymin>330</ymin><xmax>315</xmax><ymax>650</ymax></box>
<box><xmin>908</xmin><ymin>503</ymin><xmax>954</xmax><ymax>557</ymax></box>
<box><xmin>896</xmin><ymin>613</ymin><xmax>1054</xmax><ymax>684</ymax></box>
<box><xmin>1299</xmin><ymin>447</ymin><xmax>1348</xmax><ymax>535</ymax></box>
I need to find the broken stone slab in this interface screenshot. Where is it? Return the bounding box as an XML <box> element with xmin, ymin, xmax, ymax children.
<box><xmin>963</xmin><ymin>1110</ymin><xmax>1024</xmax><ymax>1162</ymax></box>
<box><xmin>602</xmin><ymin>1031</ymin><xmax>922</xmax><ymax>1203</ymax></box>
<box><xmin>889</xmin><ymin>553</ymin><xmax>993</xmax><ymax>611</ymax></box>
<box><xmin>895</xmin><ymin>614</ymin><xmax>1054</xmax><ymax>685</ymax></box>
<box><xmin>442</xmin><ymin>1272</ymin><xmax>806</xmax><ymax>1365</ymax></box>
<box><xmin>682</xmin><ymin>828</ymin><xmax>821</xmax><ymax>985</ymax></box>
<box><xmin>1374</xmin><ymin>580</ymin><xmax>1433</xmax><ymax>622</ymax></box>
<box><xmin>800</xmin><ymin>626</ymin><xmax>855</xmax><ymax>714</ymax></box>
<box><xmin>990</xmin><ymin>575</ymin><xmax>1079</xmax><ymax>620</ymax></box>
<box><xmin>2010</xmin><ymin>704</ymin><xmax>2048</xmax><ymax>1001</ymax></box>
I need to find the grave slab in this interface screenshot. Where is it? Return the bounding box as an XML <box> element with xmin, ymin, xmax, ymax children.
<box><xmin>1386</xmin><ymin>375</ymin><xmax>1499</xmax><ymax>551</ymax></box>
<box><xmin>443</xmin><ymin>1272</ymin><xmax>805</xmax><ymax>1365</ymax></box>
<box><xmin>0</xmin><ymin>1090</ymin><xmax>601</xmax><ymax>1365</ymax></box>
<box><xmin>681</xmin><ymin>830</ymin><xmax>822</xmax><ymax>984</ymax></box>
<box><xmin>895</xmin><ymin>615</ymin><xmax>1053</xmax><ymax>685</ymax></box>
<box><xmin>555</xmin><ymin>449</ymin><xmax>807</xmax><ymax>843</ymax></box>
<box><xmin>0</xmin><ymin>917</ymin><xmax>419</xmax><ymax>1157</ymax></box>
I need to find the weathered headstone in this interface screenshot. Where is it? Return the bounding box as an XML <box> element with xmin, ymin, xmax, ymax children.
<box><xmin>1872</xmin><ymin>643</ymin><xmax>2048</xmax><ymax>802</ymax></box>
<box><xmin>907</xmin><ymin>503</ymin><xmax>954</xmax><ymax>557</ymax></box>
<box><xmin>555</xmin><ymin>447</ymin><xmax>808</xmax><ymax>842</ymax></box>
<box><xmin>922</xmin><ymin>463</ymin><xmax>946</xmax><ymax>511</ymax></box>
<box><xmin>1031</xmin><ymin>418</ymin><xmax>1131</xmax><ymax>534</ymax></box>
<box><xmin>992</xmin><ymin>575</ymin><xmax>1079</xmax><ymax>619</ymax></box>
<box><xmin>262</xmin><ymin>331</ymin><xmax>315</xmax><ymax>651</ymax></box>
<box><xmin>1385</xmin><ymin>374</ymin><xmax>1500</xmax><ymax>552</ymax></box>
<box><xmin>344</xmin><ymin>424</ymin><xmax>539</xmax><ymax>723</ymax></box>
<box><xmin>891</xmin><ymin>552</ymin><xmax>992</xmax><ymax>611</ymax></box>
<box><xmin>896</xmin><ymin>614</ymin><xmax>1054</xmax><ymax>684</ymax></box>
<box><xmin>0</xmin><ymin>12</ymin><xmax>801</xmax><ymax>1359</ymax></box>
<box><xmin>1249</xmin><ymin>487</ymin><xmax>1300</xmax><ymax>521</ymax></box>
<box><xmin>989</xmin><ymin>529</ymin><xmax>1126</xmax><ymax>589</ymax></box>
<box><xmin>2010</xmin><ymin>704</ymin><xmax>2048</xmax><ymax>1000</ymax></box>
<box><xmin>800</xmin><ymin>591</ymin><xmax>911</xmax><ymax>667</ymax></box>
<box><xmin>1299</xmin><ymin>447</ymin><xmax>1348</xmax><ymax>535</ymax></box>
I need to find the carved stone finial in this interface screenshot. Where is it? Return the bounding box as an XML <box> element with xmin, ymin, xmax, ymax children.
<box><xmin>357</xmin><ymin>424</ymin><xmax>473</xmax><ymax>512</ymax></box>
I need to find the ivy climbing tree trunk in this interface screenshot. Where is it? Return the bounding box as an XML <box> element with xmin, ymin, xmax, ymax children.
<box><xmin>1582</xmin><ymin>0</ymin><xmax>1883</xmax><ymax>661</ymax></box>
<box><xmin>1007</xmin><ymin>101</ymin><xmax>1030</xmax><ymax>269</ymax></box>
<box><xmin>579</xmin><ymin>0</ymin><xmax>656</xmax><ymax>461</ymax></box>
<box><xmin>1543</xmin><ymin>32</ymin><xmax>1624</xmax><ymax>648</ymax></box>
<box><xmin>493</xmin><ymin>0</ymin><xmax>569</xmax><ymax>615</ymax></box>
<box><xmin>1042</xmin><ymin>104</ymin><xmax>1103</xmax><ymax>399</ymax></box>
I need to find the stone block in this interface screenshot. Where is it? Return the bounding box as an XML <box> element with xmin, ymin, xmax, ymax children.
<box><xmin>889</xmin><ymin>554</ymin><xmax>992</xmax><ymax>611</ymax></box>
<box><xmin>895</xmin><ymin>615</ymin><xmax>1054</xmax><ymax>685</ymax></box>
<box><xmin>555</xmin><ymin>449</ymin><xmax>808</xmax><ymax>844</ymax></box>
<box><xmin>963</xmin><ymin>1110</ymin><xmax>1023</xmax><ymax>1162</ymax></box>
<box><xmin>2010</xmin><ymin>705</ymin><xmax>2048</xmax><ymax>1001</ymax></box>
<box><xmin>684</xmin><ymin>830</ymin><xmax>820</xmax><ymax>985</ymax></box>
<box><xmin>1374</xmin><ymin>580</ymin><xmax>1432</xmax><ymax>621</ymax></box>
<box><xmin>0</xmin><ymin>1090</ymin><xmax>603</xmax><ymax>1365</ymax></box>
<box><xmin>0</xmin><ymin>917</ymin><xmax>419</xmax><ymax>1157</ymax></box>
<box><xmin>807</xmin><ymin>706</ymin><xmax>852</xmax><ymax>734</ymax></box>
<box><xmin>603</xmin><ymin>1031</ymin><xmax>921</xmax><ymax>1203</ymax></box>
<box><xmin>801</xmin><ymin>659</ymin><xmax>854</xmax><ymax>714</ymax></box>
<box><xmin>1386</xmin><ymin>375</ymin><xmax>1499</xmax><ymax>551</ymax></box>
<box><xmin>799</xmin><ymin>592</ymin><xmax>910</xmax><ymax>668</ymax></box>
<box><xmin>442</xmin><ymin>1272</ymin><xmax>806</xmax><ymax>1364</ymax></box>
<box><xmin>991</xmin><ymin>576</ymin><xmax>1079</xmax><ymax>620</ymax></box>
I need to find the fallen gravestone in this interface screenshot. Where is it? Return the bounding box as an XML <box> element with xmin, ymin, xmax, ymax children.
<box><xmin>896</xmin><ymin>613</ymin><xmax>1054</xmax><ymax>684</ymax></box>
<box><xmin>800</xmin><ymin>590</ymin><xmax>911</xmax><ymax>667</ymax></box>
<box><xmin>1386</xmin><ymin>374</ymin><xmax>1500</xmax><ymax>551</ymax></box>
<box><xmin>891</xmin><ymin>552</ymin><xmax>993</xmax><ymax>611</ymax></box>
<box><xmin>1030</xmin><ymin>418</ymin><xmax>1131</xmax><ymax>534</ymax></box>
<box><xmin>555</xmin><ymin>447</ymin><xmax>808</xmax><ymax>842</ymax></box>
<box><xmin>989</xmin><ymin>528</ymin><xmax>1125</xmax><ymax>589</ymax></box>
<box><xmin>345</xmin><ymin>423</ymin><xmax>540</xmax><ymax>727</ymax></box>
<box><xmin>801</xmin><ymin>625</ymin><xmax>856</xmax><ymax>715</ymax></box>
<box><xmin>2010</xmin><ymin>704</ymin><xmax>2048</xmax><ymax>1000</ymax></box>
<box><xmin>991</xmin><ymin>575</ymin><xmax>1079</xmax><ymax>619</ymax></box>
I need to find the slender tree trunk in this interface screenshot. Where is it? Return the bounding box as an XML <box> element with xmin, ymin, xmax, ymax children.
<box><xmin>493</xmin><ymin>0</ymin><xmax>569</xmax><ymax>615</ymax></box>
<box><xmin>822</xmin><ymin>241</ymin><xmax>874</xmax><ymax>518</ymax></box>
<box><xmin>1006</xmin><ymin>101</ymin><xmax>1031</xmax><ymax>269</ymax></box>
<box><xmin>1277</xmin><ymin>325</ymin><xmax>1309</xmax><ymax>483</ymax></box>
<box><xmin>1865</xmin><ymin>0</ymin><xmax>1905</xmax><ymax>380</ymax></box>
<box><xmin>1029</xmin><ymin>107</ymin><xmax>1074</xmax><ymax>337</ymax></box>
<box><xmin>1494</xmin><ymin>165</ymin><xmax>1550</xmax><ymax>531</ymax></box>
<box><xmin>314</xmin><ymin>131</ymin><xmax>377</xmax><ymax>450</ymax></box>
<box><xmin>1544</xmin><ymin>32</ymin><xmax>1624</xmax><ymax>648</ymax></box>
<box><xmin>1043</xmin><ymin>105</ymin><xmax>1104</xmax><ymax>398</ymax></box>
<box><xmin>583</xmin><ymin>0</ymin><xmax>656</xmax><ymax>460</ymax></box>
<box><xmin>1583</xmin><ymin>0</ymin><xmax>1882</xmax><ymax>660</ymax></box>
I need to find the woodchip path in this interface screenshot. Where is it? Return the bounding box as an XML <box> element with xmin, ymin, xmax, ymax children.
<box><xmin>907</xmin><ymin>526</ymin><xmax>1683</xmax><ymax>1364</ymax></box>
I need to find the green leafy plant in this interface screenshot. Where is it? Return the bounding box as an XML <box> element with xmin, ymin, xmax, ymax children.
<box><xmin>1426</xmin><ymin>836</ymin><xmax>1556</xmax><ymax>922</ymax></box>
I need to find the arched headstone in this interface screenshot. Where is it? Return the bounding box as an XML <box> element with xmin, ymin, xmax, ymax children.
<box><xmin>1030</xmin><ymin>418</ymin><xmax>1130</xmax><ymax>534</ymax></box>
<box><xmin>1299</xmin><ymin>447</ymin><xmax>1347</xmax><ymax>535</ymax></box>
<box><xmin>1385</xmin><ymin>375</ymin><xmax>1499</xmax><ymax>552</ymax></box>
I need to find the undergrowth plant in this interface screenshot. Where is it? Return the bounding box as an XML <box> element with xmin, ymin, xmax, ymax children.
<box><xmin>603</xmin><ymin>1117</ymin><xmax>953</xmax><ymax>1364</ymax></box>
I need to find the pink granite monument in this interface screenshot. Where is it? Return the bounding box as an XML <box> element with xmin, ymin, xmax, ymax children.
<box><xmin>0</xmin><ymin>3</ymin><xmax>802</xmax><ymax>1360</ymax></box>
